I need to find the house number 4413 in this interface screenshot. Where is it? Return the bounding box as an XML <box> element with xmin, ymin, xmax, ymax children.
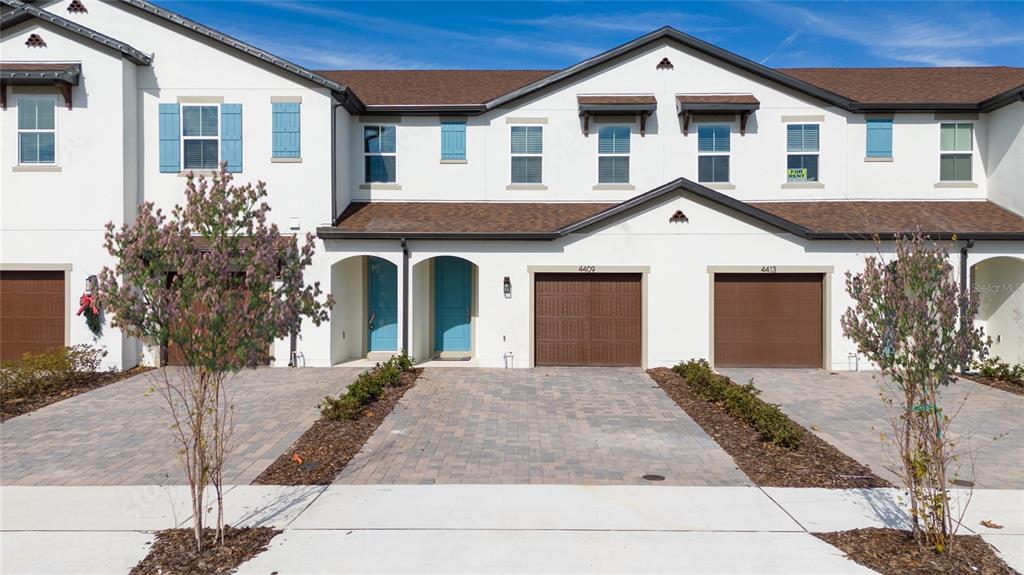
<box><xmin>761</xmin><ymin>265</ymin><xmax>777</xmax><ymax>274</ymax></box>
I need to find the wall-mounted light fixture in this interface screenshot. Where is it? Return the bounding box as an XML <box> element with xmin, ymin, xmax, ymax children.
<box><xmin>503</xmin><ymin>276</ymin><xmax>512</xmax><ymax>298</ymax></box>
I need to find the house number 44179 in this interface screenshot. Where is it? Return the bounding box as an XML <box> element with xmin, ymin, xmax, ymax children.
<box><xmin>578</xmin><ymin>266</ymin><xmax>597</xmax><ymax>273</ymax></box>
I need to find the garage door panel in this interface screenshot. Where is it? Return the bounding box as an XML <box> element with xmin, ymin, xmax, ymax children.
<box><xmin>1</xmin><ymin>271</ymin><xmax>66</xmax><ymax>362</ymax></box>
<box><xmin>535</xmin><ymin>273</ymin><xmax>641</xmax><ymax>367</ymax></box>
<box><xmin>714</xmin><ymin>273</ymin><xmax>823</xmax><ymax>368</ymax></box>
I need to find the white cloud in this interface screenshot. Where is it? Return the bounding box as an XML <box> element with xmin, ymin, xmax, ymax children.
<box><xmin>753</xmin><ymin>2</ymin><xmax>1023</xmax><ymax>66</ymax></box>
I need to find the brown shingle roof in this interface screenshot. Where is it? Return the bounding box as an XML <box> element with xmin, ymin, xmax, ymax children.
<box><xmin>317</xmin><ymin>70</ymin><xmax>556</xmax><ymax>106</ymax></box>
<box><xmin>578</xmin><ymin>95</ymin><xmax>657</xmax><ymax>105</ymax></box>
<box><xmin>750</xmin><ymin>201</ymin><xmax>1024</xmax><ymax>236</ymax></box>
<box><xmin>779</xmin><ymin>67</ymin><xmax>1024</xmax><ymax>104</ymax></box>
<box><xmin>332</xmin><ymin>201</ymin><xmax>615</xmax><ymax>235</ymax></box>
<box><xmin>676</xmin><ymin>94</ymin><xmax>760</xmax><ymax>105</ymax></box>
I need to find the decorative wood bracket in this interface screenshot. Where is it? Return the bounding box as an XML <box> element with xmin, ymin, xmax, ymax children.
<box><xmin>583</xmin><ymin>111</ymin><xmax>590</xmax><ymax>136</ymax></box>
<box><xmin>682</xmin><ymin>111</ymin><xmax>691</xmax><ymax>135</ymax></box>
<box><xmin>57</xmin><ymin>80</ymin><xmax>73</xmax><ymax>109</ymax></box>
<box><xmin>0</xmin><ymin>81</ymin><xmax>6</xmax><ymax>110</ymax></box>
<box><xmin>640</xmin><ymin>111</ymin><xmax>649</xmax><ymax>137</ymax></box>
<box><xmin>740</xmin><ymin>111</ymin><xmax>751</xmax><ymax>135</ymax></box>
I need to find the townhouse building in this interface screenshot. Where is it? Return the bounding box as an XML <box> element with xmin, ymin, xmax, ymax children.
<box><xmin>2</xmin><ymin>0</ymin><xmax>1022</xmax><ymax>370</ymax></box>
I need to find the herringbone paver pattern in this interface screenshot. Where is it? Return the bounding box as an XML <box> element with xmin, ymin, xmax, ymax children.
<box><xmin>336</xmin><ymin>367</ymin><xmax>749</xmax><ymax>486</ymax></box>
<box><xmin>1</xmin><ymin>367</ymin><xmax>359</xmax><ymax>485</ymax></box>
<box><xmin>719</xmin><ymin>369</ymin><xmax>1024</xmax><ymax>489</ymax></box>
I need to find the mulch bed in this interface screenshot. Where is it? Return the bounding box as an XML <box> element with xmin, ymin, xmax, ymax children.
<box><xmin>816</xmin><ymin>528</ymin><xmax>1019</xmax><ymax>575</ymax></box>
<box><xmin>253</xmin><ymin>368</ymin><xmax>422</xmax><ymax>485</ymax></box>
<box><xmin>0</xmin><ymin>366</ymin><xmax>154</xmax><ymax>422</ymax></box>
<box><xmin>130</xmin><ymin>526</ymin><xmax>279</xmax><ymax>575</ymax></box>
<box><xmin>647</xmin><ymin>368</ymin><xmax>890</xmax><ymax>488</ymax></box>
<box><xmin>966</xmin><ymin>374</ymin><xmax>1024</xmax><ymax>397</ymax></box>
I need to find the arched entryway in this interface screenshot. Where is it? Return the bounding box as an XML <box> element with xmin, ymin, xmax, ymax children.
<box><xmin>330</xmin><ymin>255</ymin><xmax>400</xmax><ymax>364</ymax></box>
<box><xmin>411</xmin><ymin>255</ymin><xmax>478</xmax><ymax>362</ymax></box>
<box><xmin>971</xmin><ymin>256</ymin><xmax>1024</xmax><ymax>363</ymax></box>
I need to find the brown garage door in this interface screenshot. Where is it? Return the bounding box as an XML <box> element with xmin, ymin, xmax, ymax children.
<box><xmin>714</xmin><ymin>273</ymin><xmax>823</xmax><ymax>368</ymax></box>
<box><xmin>0</xmin><ymin>270</ymin><xmax>65</xmax><ymax>362</ymax></box>
<box><xmin>535</xmin><ymin>273</ymin><xmax>641</xmax><ymax>367</ymax></box>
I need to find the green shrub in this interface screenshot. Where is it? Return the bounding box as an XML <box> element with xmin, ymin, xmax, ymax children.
<box><xmin>975</xmin><ymin>356</ymin><xmax>1024</xmax><ymax>384</ymax></box>
<box><xmin>319</xmin><ymin>352</ymin><xmax>415</xmax><ymax>420</ymax></box>
<box><xmin>671</xmin><ymin>358</ymin><xmax>803</xmax><ymax>449</ymax></box>
<box><xmin>0</xmin><ymin>345</ymin><xmax>107</xmax><ymax>401</ymax></box>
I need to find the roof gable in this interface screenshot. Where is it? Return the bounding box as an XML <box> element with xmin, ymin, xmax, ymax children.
<box><xmin>1</xmin><ymin>0</ymin><xmax>151</xmax><ymax>65</ymax></box>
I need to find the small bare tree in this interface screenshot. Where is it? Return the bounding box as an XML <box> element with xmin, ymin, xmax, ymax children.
<box><xmin>100</xmin><ymin>166</ymin><xmax>331</xmax><ymax>551</ymax></box>
<box><xmin>842</xmin><ymin>232</ymin><xmax>988</xmax><ymax>554</ymax></box>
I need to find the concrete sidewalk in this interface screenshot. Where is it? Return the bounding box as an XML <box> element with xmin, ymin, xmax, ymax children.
<box><xmin>2</xmin><ymin>485</ymin><xmax>1021</xmax><ymax>574</ymax></box>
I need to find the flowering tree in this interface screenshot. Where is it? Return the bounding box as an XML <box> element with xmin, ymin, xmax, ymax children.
<box><xmin>842</xmin><ymin>233</ymin><xmax>988</xmax><ymax>554</ymax></box>
<box><xmin>99</xmin><ymin>166</ymin><xmax>331</xmax><ymax>550</ymax></box>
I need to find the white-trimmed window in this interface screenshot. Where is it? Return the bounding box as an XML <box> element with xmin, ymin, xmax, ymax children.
<box><xmin>939</xmin><ymin>123</ymin><xmax>973</xmax><ymax>182</ymax></box>
<box><xmin>510</xmin><ymin>125</ymin><xmax>542</xmax><ymax>183</ymax></box>
<box><xmin>364</xmin><ymin>125</ymin><xmax>397</xmax><ymax>183</ymax></box>
<box><xmin>597</xmin><ymin>125</ymin><xmax>630</xmax><ymax>184</ymax></box>
<box><xmin>181</xmin><ymin>105</ymin><xmax>219</xmax><ymax>170</ymax></box>
<box><xmin>697</xmin><ymin>124</ymin><xmax>730</xmax><ymax>183</ymax></box>
<box><xmin>786</xmin><ymin>124</ymin><xmax>819</xmax><ymax>182</ymax></box>
<box><xmin>18</xmin><ymin>96</ymin><xmax>57</xmax><ymax>164</ymax></box>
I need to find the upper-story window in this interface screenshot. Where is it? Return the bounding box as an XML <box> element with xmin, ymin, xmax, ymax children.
<box><xmin>364</xmin><ymin>125</ymin><xmax>397</xmax><ymax>183</ymax></box>
<box><xmin>866</xmin><ymin>118</ymin><xmax>893</xmax><ymax>159</ymax></box>
<box><xmin>510</xmin><ymin>125</ymin><xmax>542</xmax><ymax>184</ymax></box>
<box><xmin>182</xmin><ymin>105</ymin><xmax>219</xmax><ymax>170</ymax></box>
<box><xmin>939</xmin><ymin>123</ymin><xmax>972</xmax><ymax>182</ymax></box>
<box><xmin>697</xmin><ymin>124</ymin><xmax>730</xmax><ymax>183</ymax></box>
<box><xmin>441</xmin><ymin>121</ymin><xmax>466</xmax><ymax>161</ymax></box>
<box><xmin>18</xmin><ymin>96</ymin><xmax>56</xmax><ymax>164</ymax></box>
<box><xmin>597</xmin><ymin>125</ymin><xmax>630</xmax><ymax>184</ymax></box>
<box><xmin>786</xmin><ymin>124</ymin><xmax>819</xmax><ymax>182</ymax></box>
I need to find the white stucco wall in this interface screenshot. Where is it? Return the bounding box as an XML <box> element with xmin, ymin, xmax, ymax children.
<box><xmin>986</xmin><ymin>101</ymin><xmax>1024</xmax><ymax>216</ymax></box>
<box><xmin>972</xmin><ymin>255</ymin><xmax>1024</xmax><ymax>364</ymax></box>
<box><xmin>1</xmin><ymin>20</ymin><xmax>134</xmax><ymax>369</ymax></box>
<box><xmin>343</xmin><ymin>40</ymin><xmax>989</xmax><ymax>205</ymax></box>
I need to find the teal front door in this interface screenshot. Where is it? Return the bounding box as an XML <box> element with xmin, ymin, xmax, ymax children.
<box><xmin>367</xmin><ymin>256</ymin><xmax>397</xmax><ymax>352</ymax></box>
<box><xmin>434</xmin><ymin>256</ymin><xmax>471</xmax><ymax>352</ymax></box>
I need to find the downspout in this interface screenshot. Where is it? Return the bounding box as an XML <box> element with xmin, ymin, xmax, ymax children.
<box><xmin>331</xmin><ymin>94</ymin><xmax>343</xmax><ymax>224</ymax></box>
<box><xmin>959</xmin><ymin>238</ymin><xmax>974</xmax><ymax>373</ymax></box>
<box><xmin>401</xmin><ymin>238</ymin><xmax>409</xmax><ymax>354</ymax></box>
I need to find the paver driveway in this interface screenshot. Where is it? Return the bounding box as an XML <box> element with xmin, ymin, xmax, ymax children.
<box><xmin>1</xmin><ymin>367</ymin><xmax>360</xmax><ymax>485</ymax></box>
<box><xmin>720</xmin><ymin>368</ymin><xmax>1024</xmax><ymax>489</ymax></box>
<box><xmin>336</xmin><ymin>367</ymin><xmax>750</xmax><ymax>486</ymax></box>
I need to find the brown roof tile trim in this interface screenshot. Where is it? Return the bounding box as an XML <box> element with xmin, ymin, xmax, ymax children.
<box><xmin>750</xmin><ymin>201</ymin><xmax>1024</xmax><ymax>235</ymax></box>
<box><xmin>779</xmin><ymin>67</ymin><xmax>1024</xmax><ymax>104</ymax></box>
<box><xmin>677</xmin><ymin>94</ymin><xmax>760</xmax><ymax>105</ymax></box>
<box><xmin>316</xmin><ymin>70</ymin><xmax>556</xmax><ymax>106</ymax></box>
<box><xmin>578</xmin><ymin>95</ymin><xmax>657</xmax><ymax>105</ymax></box>
<box><xmin>0</xmin><ymin>62</ymin><xmax>78</xmax><ymax>71</ymax></box>
<box><xmin>332</xmin><ymin>202</ymin><xmax>616</xmax><ymax>234</ymax></box>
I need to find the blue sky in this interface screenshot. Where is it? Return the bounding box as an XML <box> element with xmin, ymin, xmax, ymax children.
<box><xmin>161</xmin><ymin>1</ymin><xmax>1024</xmax><ymax>70</ymax></box>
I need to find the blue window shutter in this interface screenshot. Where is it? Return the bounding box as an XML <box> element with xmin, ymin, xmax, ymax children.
<box><xmin>159</xmin><ymin>103</ymin><xmax>180</xmax><ymax>173</ymax></box>
<box><xmin>441</xmin><ymin>121</ymin><xmax>466</xmax><ymax>160</ymax></box>
<box><xmin>272</xmin><ymin>102</ymin><xmax>300</xmax><ymax>158</ymax></box>
<box><xmin>220</xmin><ymin>103</ymin><xmax>242</xmax><ymax>172</ymax></box>
<box><xmin>866</xmin><ymin>118</ymin><xmax>892</xmax><ymax>158</ymax></box>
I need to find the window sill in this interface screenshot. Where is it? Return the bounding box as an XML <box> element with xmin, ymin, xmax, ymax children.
<box><xmin>12</xmin><ymin>165</ymin><xmax>61</xmax><ymax>172</ymax></box>
<box><xmin>934</xmin><ymin>181</ymin><xmax>978</xmax><ymax>189</ymax></box>
<box><xmin>271</xmin><ymin>157</ymin><xmax>302</xmax><ymax>163</ymax></box>
<box><xmin>359</xmin><ymin>183</ymin><xmax>402</xmax><ymax>190</ymax></box>
<box><xmin>592</xmin><ymin>184</ymin><xmax>635</xmax><ymax>191</ymax></box>
<box><xmin>440</xmin><ymin>159</ymin><xmax>467</xmax><ymax>164</ymax></box>
<box><xmin>506</xmin><ymin>184</ymin><xmax>547</xmax><ymax>190</ymax></box>
<box><xmin>178</xmin><ymin>170</ymin><xmax>218</xmax><ymax>177</ymax></box>
<box><xmin>781</xmin><ymin>181</ymin><xmax>824</xmax><ymax>189</ymax></box>
<box><xmin>701</xmin><ymin>182</ymin><xmax>735</xmax><ymax>190</ymax></box>
<box><xmin>864</xmin><ymin>157</ymin><xmax>893</xmax><ymax>162</ymax></box>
